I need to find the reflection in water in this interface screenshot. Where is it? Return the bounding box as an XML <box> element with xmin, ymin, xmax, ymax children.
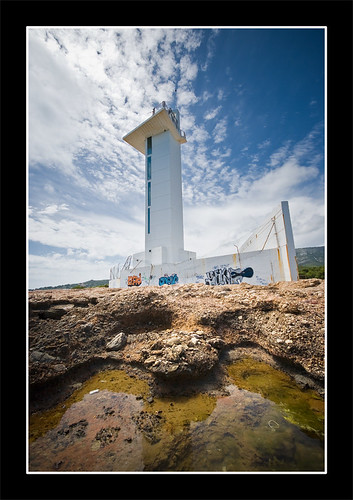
<box><xmin>187</xmin><ymin>385</ymin><xmax>323</xmax><ymax>471</ymax></box>
<box><xmin>30</xmin><ymin>390</ymin><xmax>146</xmax><ymax>471</ymax></box>
<box><xmin>29</xmin><ymin>361</ymin><xmax>324</xmax><ymax>472</ymax></box>
<box><xmin>227</xmin><ymin>358</ymin><xmax>324</xmax><ymax>440</ymax></box>
<box><xmin>29</xmin><ymin>369</ymin><xmax>151</xmax><ymax>443</ymax></box>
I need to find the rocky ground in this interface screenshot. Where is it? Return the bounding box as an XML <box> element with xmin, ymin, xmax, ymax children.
<box><xmin>28</xmin><ymin>279</ymin><xmax>325</xmax><ymax>412</ymax></box>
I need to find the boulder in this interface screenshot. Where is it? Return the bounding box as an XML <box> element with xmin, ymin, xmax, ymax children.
<box><xmin>106</xmin><ymin>332</ymin><xmax>127</xmax><ymax>351</ymax></box>
<box><xmin>140</xmin><ymin>332</ymin><xmax>222</xmax><ymax>379</ymax></box>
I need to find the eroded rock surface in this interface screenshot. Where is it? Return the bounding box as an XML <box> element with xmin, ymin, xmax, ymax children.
<box><xmin>138</xmin><ymin>331</ymin><xmax>223</xmax><ymax>378</ymax></box>
<box><xmin>28</xmin><ymin>280</ymin><xmax>325</xmax><ymax>388</ymax></box>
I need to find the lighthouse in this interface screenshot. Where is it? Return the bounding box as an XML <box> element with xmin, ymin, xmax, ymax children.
<box><xmin>123</xmin><ymin>102</ymin><xmax>196</xmax><ymax>267</ymax></box>
<box><xmin>109</xmin><ymin>103</ymin><xmax>298</xmax><ymax>288</ymax></box>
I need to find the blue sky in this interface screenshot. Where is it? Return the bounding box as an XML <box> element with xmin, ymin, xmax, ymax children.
<box><xmin>28</xmin><ymin>27</ymin><xmax>325</xmax><ymax>289</ymax></box>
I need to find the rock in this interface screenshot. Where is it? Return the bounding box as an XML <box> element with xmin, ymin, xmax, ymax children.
<box><xmin>28</xmin><ymin>280</ymin><xmax>325</xmax><ymax>387</ymax></box>
<box><xmin>38</xmin><ymin>308</ymin><xmax>68</xmax><ymax>320</ymax></box>
<box><xmin>208</xmin><ymin>337</ymin><xmax>225</xmax><ymax>350</ymax></box>
<box><xmin>82</xmin><ymin>323</ymin><xmax>93</xmax><ymax>334</ymax></box>
<box><xmin>52</xmin><ymin>363</ymin><xmax>66</xmax><ymax>373</ymax></box>
<box><xmin>30</xmin><ymin>350</ymin><xmax>58</xmax><ymax>363</ymax></box>
<box><xmin>150</xmin><ymin>340</ymin><xmax>164</xmax><ymax>350</ymax></box>
<box><xmin>132</xmin><ymin>410</ymin><xmax>164</xmax><ymax>443</ymax></box>
<box><xmin>165</xmin><ymin>337</ymin><xmax>181</xmax><ymax>346</ymax></box>
<box><xmin>144</xmin><ymin>356</ymin><xmax>157</xmax><ymax>366</ymax></box>
<box><xmin>106</xmin><ymin>332</ymin><xmax>127</xmax><ymax>351</ymax></box>
<box><xmin>279</xmin><ymin>302</ymin><xmax>301</xmax><ymax>314</ymax></box>
<box><xmin>142</xmin><ymin>332</ymin><xmax>219</xmax><ymax>379</ymax></box>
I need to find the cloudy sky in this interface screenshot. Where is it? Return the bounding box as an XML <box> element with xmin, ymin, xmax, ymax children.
<box><xmin>27</xmin><ymin>27</ymin><xmax>325</xmax><ymax>289</ymax></box>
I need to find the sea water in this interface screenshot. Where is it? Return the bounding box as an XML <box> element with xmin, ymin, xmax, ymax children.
<box><xmin>29</xmin><ymin>360</ymin><xmax>324</xmax><ymax>472</ymax></box>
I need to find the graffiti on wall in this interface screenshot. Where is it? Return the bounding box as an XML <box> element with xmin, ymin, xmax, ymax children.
<box><xmin>159</xmin><ymin>273</ymin><xmax>179</xmax><ymax>286</ymax></box>
<box><xmin>205</xmin><ymin>267</ymin><xmax>254</xmax><ymax>286</ymax></box>
<box><xmin>127</xmin><ymin>273</ymin><xmax>142</xmax><ymax>286</ymax></box>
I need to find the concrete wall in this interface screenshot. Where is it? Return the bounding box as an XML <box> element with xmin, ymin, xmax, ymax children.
<box><xmin>113</xmin><ymin>247</ymin><xmax>283</xmax><ymax>288</ymax></box>
<box><xmin>109</xmin><ymin>278</ymin><xmax>121</xmax><ymax>288</ymax></box>
<box><xmin>239</xmin><ymin>201</ymin><xmax>298</xmax><ymax>281</ymax></box>
<box><xmin>109</xmin><ymin>200</ymin><xmax>298</xmax><ymax>289</ymax></box>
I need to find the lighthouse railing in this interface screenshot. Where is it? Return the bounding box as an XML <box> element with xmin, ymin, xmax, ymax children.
<box><xmin>152</xmin><ymin>101</ymin><xmax>186</xmax><ymax>139</ymax></box>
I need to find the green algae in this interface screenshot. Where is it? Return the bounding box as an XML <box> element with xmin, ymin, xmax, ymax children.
<box><xmin>29</xmin><ymin>362</ymin><xmax>325</xmax><ymax>471</ymax></box>
<box><xmin>141</xmin><ymin>393</ymin><xmax>217</xmax><ymax>470</ymax></box>
<box><xmin>146</xmin><ymin>393</ymin><xmax>217</xmax><ymax>434</ymax></box>
<box><xmin>29</xmin><ymin>369</ymin><xmax>151</xmax><ymax>443</ymax></box>
<box><xmin>29</xmin><ymin>369</ymin><xmax>216</xmax><ymax>445</ymax></box>
<box><xmin>227</xmin><ymin>358</ymin><xmax>324</xmax><ymax>439</ymax></box>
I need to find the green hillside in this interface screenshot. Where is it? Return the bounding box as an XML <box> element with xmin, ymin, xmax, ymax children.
<box><xmin>295</xmin><ymin>246</ymin><xmax>324</xmax><ymax>267</ymax></box>
<box><xmin>30</xmin><ymin>279</ymin><xmax>109</xmax><ymax>291</ymax></box>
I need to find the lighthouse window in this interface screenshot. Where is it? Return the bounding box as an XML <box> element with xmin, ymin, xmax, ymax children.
<box><xmin>147</xmin><ymin>156</ymin><xmax>151</xmax><ymax>180</ymax></box>
<box><xmin>147</xmin><ymin>136</ymin><xmax>152</xmax><ymax>155</ymax></box>
<box><xmin>147</xmin><ymin>208</ymin><xmax>151</xmax><ymax>234</ymax></box>
<box><xmin>148</xmin><ymin>182</ymin><xmax>151</xmax><ymax>206</ymax></box>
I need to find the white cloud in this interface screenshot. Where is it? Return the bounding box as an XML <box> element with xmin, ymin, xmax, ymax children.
<box><xmin>179</xmin><ymin>54</ymin><xmax>199</xmax><ymax>82</ymax></box>
<box><xmin>213</xmin><ymin>118</ymin><xmax>227</xmax><ymax>143</ymax></box>
<box><xmin>248</xmin><ymin>159</ymin><xmax>319</xmax><ymax>202</ymax></box>
<box><xmin>184</xmin><ymin>191</ymin><xmax>323</xmax><ymax>259</ymax></box>
<box><xmin>187</xmin><ymin>125</ymin><xmax>210</xmax><ymax>145</ymax></box>
<box><xmin>258</xmin><ymin>139</ymin><xmax>271</xmax><ymax>149</ymax></box>
<box><xmin>268</xmin><ymin>141</ymin><xmax>292</xmax><ymax>168</ymax></box>
<box><xmin>287</xmin><ymin>197</ymin><xmax>325</xmax><ymax>248</ymax></box>
<box><xmin>44</xmin><ymin>183</ymin><xmax>55</xmax><ymax>194</ymax></box>
<box><xmin>176</xmin><ymin>88</ymin><xmax>199</xmax><ymax>107</ymax></box>
<box><xmin>28</xmin><ymin>253</ymin><xmax>113</xmax><ymax>289</ymax></box>
<box><xmin>211</xmin><ymin>147</ymin><xmax>231</xmax><ymax>158</ymax></box>
<box><xmin>217</xmin><ymin>89</ymin><xmax>225</xmax><ymax>101</ymax></box>
<box><xmin>183</xmin><ymin>126</ymin><xmax>324</xmax><ymax>257</ymax></box>
<box><xmin>202</xmin><ymin>90</ymin><xmax>213</xmax><ymax>102</ymax></box>
<box><xmin>28</xmin><ymin>27</ymin><xmax>202</xmax><ymax>190</ymax></box>
<box><xmin>28</xmin><ymin>206</ymin><xmax>144</xmax><ymax>261</ymax></box>
<box><xmin>204</xmin><ymin>106</ymin><xmax>222</xmax><ymax>120</ymax></box>
<box><xmin>38</xmin><ymin>204</ymin><xmax>69</xmax><ymax>215</ymax></box>
<box><xmin>200</xmin><ymin>28</ymin><xmax>218</xmax><ymax>71</ymax></box>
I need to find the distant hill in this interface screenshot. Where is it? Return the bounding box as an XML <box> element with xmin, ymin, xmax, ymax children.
<box><xmin>30</xmin><ymin>279</ymin><xmax>109</xmax><ymax>291</ymax></box>
<box><xmin>30</xmin><ymin>246</ymin><xmax>325</xmax><ymax>290</ymax></box>
<box><xmin>295</xmin><ymin>246</ymin><xmax>324</xmax><ymax>267</ymax></box>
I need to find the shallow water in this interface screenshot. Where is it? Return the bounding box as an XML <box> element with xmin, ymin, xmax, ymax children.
<box><xmin>29</xmin><ymin>361</ymin><xmax>324</xmax><ymax>472</ymax></box>
<box><xmin>227</xmin><ymin>358</ymin><xmax>324</xmax><ymax>440</ymax></box>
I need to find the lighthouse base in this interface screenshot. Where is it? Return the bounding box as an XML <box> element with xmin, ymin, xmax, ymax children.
<box><xmin>109</xmin><ymin>202</ymin><xmax>298</xmax><ymax>289</ymax></box>
<box><xmin>131</xmin><ymin>247</ymin><xmax>196</xmax><ymax>268</ymax></box>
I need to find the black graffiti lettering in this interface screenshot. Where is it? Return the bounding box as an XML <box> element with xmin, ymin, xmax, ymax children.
<box><xmin>205</xmin><ymin>267</ymin><xmax>254</xmax><ymax>286</ymax></box>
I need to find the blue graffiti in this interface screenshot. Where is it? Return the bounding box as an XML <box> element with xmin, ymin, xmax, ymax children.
<box><xmin>159</xmin><ymin>273</ymin><xmax>179</xmax><ymax>286</ymax></box>
<box><xmin>205</xmin><ymin>267</ymin><xmax>254</xmax><ymax>286</ymax></box>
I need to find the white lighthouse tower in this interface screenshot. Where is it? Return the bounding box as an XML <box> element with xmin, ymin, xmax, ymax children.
<box><xmin>109</xmin><ymin>102</ymin><xmax>298</xmax><ymax>288</ymax></box>
<box><xmin>123</xmin><ymin>102</ymin><xmax>196</xmax><ymax>267</ymax></box>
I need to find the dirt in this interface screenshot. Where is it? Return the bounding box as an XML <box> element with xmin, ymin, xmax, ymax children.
<box><xmin>28</xmin><ymin>279</ymin><xmax>325</xmax><ymax>413</ymax></box>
